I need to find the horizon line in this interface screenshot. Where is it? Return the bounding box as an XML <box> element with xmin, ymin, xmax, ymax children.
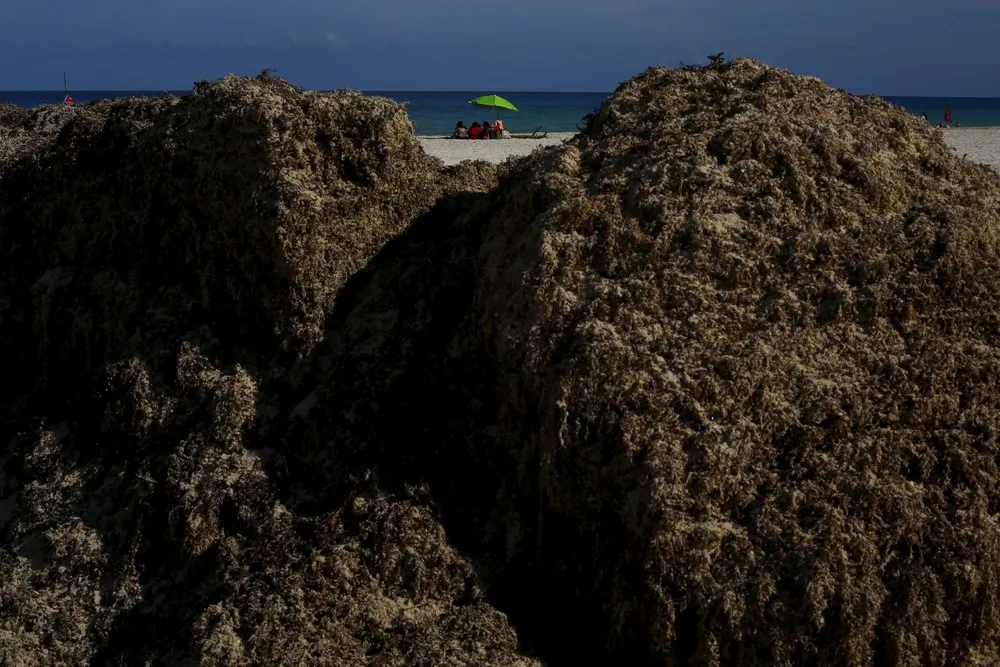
<box><xmin>2</xmin><ymin>89</ymin><xmax>997</xmax><ymax>99</ymax></box>
<box><xmin>0</xmin><ymin>88</ymin><xmax>614</xmax><ymax>95</ymax></box>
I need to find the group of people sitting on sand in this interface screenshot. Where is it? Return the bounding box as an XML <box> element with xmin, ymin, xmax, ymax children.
<box><xmin>451</xmin><ymin>119</ymin><xmax>511</xmax><ymax>139</ymax></box>
<box><xmin>921</xmin><ymin>111</ymin><xmax>961</xmax><ymax>128</ymax></box>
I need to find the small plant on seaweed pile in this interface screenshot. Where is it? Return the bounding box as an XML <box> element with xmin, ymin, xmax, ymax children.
<box><xmin>679</xmin><ymin>51</ymin><xmax>727</xmax><ymax>70</ymax></box>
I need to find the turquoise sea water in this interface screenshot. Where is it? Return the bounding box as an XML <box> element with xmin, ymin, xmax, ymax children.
<box><xmin>1</xmin><ymin>89</ymin><xmax>996</xmax><ymax>136</ymax></box>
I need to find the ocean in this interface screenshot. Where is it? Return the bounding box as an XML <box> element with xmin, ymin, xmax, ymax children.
<box><xmin>0</xmin><ymin>89</ymin><xmax>995</xmax><ymax>136</ymax></box>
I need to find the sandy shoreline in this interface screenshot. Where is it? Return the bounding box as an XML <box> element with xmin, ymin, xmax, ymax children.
<box><xmin>418</xmin><ymin>132</ymin><xmax>575</xmax><ymax>165</ymax></box>
<box><xmin>940</xmin><ymin>127</ymin><xmax>1000</xmax><ymax>171</ymax></box>
<box><xmin>421</xmin><ymin>127</ymin><xmax>1000</xmax><ymax>173</ymax></box>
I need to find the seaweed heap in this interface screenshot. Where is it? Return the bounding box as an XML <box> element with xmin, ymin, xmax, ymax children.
<box><xmin>471</xmin><ymin>59</ymin><xmax>1000</xmax><ymax>665</ymax></box>
<box><xmin>0</xmin><ymin>77</ymin><xmax>533</xmax><ymax>665</ymax></box>
<box><xmin>0</xmin><ymin>103</ymin><xmax>32</xmax><ymax>164</ymax></box>
<box><xmin>291</xmin><ymin>58</ymin><xmax>1000</xmax><ymax>666</ymax></box>
<box><xmin>7</xmin><ymin>58</ymin><xmax>1000</xmax><ymax>667</ymax></box>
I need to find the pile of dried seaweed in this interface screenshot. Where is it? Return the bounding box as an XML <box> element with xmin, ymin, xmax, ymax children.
<box><xmin>290</xmin><ymin>58</ymin><xmax>1000</xmax><ymax>667</ymax></box>
<box><xmin>0</xmin><ymin>75</ymin><xmax>532</xmax><ymax>665</ymax></box>
<box><xmin>6</xmin><ymin>58</ymin><xmax>1000</xmax><ymax>667</ymax></box>
<box><xmin>468</xmin><ymin>59</ymin><xmax>1000</xmax><ymax>665</ymax></box>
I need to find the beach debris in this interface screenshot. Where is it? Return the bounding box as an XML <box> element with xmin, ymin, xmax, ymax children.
<box><xmin>511</xmin><ymin>124</ymin><xmax>549</xmax><ymax>138</ymax></box>
<box><xmin>5</xmin><ymin>56</ymin><xmax>1000</xmax><ymax>667</ymax></box>
<box><xmin>439</xmin><ymin>158</ymin><xmax>508</xmax><ymax>192</ymax></box>
<box><xmin>295</xmin><ymin>57</ymin><xmax>1000</xmax><ymax>666</ymax></box>
<box><xmin>466</xmin><ymin>57</ymin><xmax>1000</xmax><ymax>665</ymax></box>
<box><xmin>0</xmin><ymin>75</ymin><xmax>527</xmax><ymax>665</ymax></box>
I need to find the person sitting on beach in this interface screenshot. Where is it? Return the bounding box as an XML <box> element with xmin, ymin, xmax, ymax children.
<box><xmin>494</xmin><ymin>119</ymin><xmax>510</xmax><ymax>138</ymax></box>
<box><xmin>482</xmin><ymin>121</ymin><xmax>494</xmax><ymax>139</ymax></box>
<box><xmin>467</xmin><ymin>121</ymin><xmax>483</xmax><ymax>139</ymax></box>
<box><xmin>451</xmin><ymin>121</ymin><xmax>468</xmax><ymax>139</ymax></box>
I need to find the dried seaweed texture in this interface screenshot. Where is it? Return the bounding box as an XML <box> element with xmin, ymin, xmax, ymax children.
<box><xmin>0</xmin><ymin>388</ymin><xmax>538</xmax><ymax>666</ymax></box>
<box><xmin>280</xmin><ymin>186</ymin><xmax>572</xmax><ymax>665</ymax></box>
<box><xmin>471</xmin><ymin>60</ymin><xmax>1000</xmax><ymax>665</ymax></box>
<box><xmin>0</xmin><ymin>77</ymin><xmax>443</xmax><ymax>410</ymax></box>
<box><xmin>0</xmin><ymin>102</ymin><xmax>27</xmax><ymax>126</ymax></box>
<box><xmin>437</xmin><ymin>159</ymin><xmax>506</xmax><ymax>195</ymax></box>
<box><xmin>0</xmin><ymin>96</ymin><xmax>182</xmax><ymax>418</ymax></box>
<box><xmin>0</xmin><ymin>79</ymin><xmax>534</xmax><ymax>666</ymax></box>
<box><xmin>0</xmin><ymin>103</ymin><xmax>34</xmax><ymax>164</ymax></box>
<box><xmin>283</xmin><ymin>157</ymin><xmax>662</xmax><ymax>666</ymax></box>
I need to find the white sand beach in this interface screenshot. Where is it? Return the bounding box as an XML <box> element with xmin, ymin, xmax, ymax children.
<box><xmin>941</xmin><ymin>127</ymin><xmax>1000</xmax><ymax>171</ymax></box>
<box><xmin>423</xmin><ymin>128</ymin><xmax>1000</xmax><ymax>173</ymax></box>
<box><xmin>418</xmin><ymin>132</ymin><xmax>575</xmax><ymax>165</ymax></box>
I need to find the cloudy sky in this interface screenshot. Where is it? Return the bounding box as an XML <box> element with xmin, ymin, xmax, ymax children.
<box><xmin>1</xmin><ymin>0</ymin><xmax>997</xmax><ymax>94</ymax></box>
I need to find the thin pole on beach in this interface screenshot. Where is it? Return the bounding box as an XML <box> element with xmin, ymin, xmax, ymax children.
<box><xmin>62</xmin><ymin>72</ymin><xmax>75</xmax><ymax>105</ymax></box>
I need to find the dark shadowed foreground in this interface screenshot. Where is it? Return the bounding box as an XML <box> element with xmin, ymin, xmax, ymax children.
<box><xmin>3</xmin><ymin>60</ymin><xmax>1000</xmax><ymax>666</ymax></box>
<box><xmin>0</xmin><ymin>74</ymin><xmax>527</xmax><ymax>666</ymax></box>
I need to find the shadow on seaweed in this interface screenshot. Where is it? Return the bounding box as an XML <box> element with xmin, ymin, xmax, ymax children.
<box><xmin>3</xmin><ymin>163</ymin><xmax>651</xmax><ymax>664</ymax></box>
<box><xmin>265</xmin><ymin>191</ymin><xmax>659</xmax><ymax>667</ymax></box>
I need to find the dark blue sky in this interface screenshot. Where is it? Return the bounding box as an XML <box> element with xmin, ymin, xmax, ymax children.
<box><xmin>1</xmin><ymin>0</ymin><xmax>997</xmax><ymax>94</ymax></box>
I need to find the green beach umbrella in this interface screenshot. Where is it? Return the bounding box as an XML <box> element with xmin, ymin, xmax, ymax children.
<box><xmin>468</xmin><ymin>94</ymin><xmax>518</xmax><ymax>120</ymax></box>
